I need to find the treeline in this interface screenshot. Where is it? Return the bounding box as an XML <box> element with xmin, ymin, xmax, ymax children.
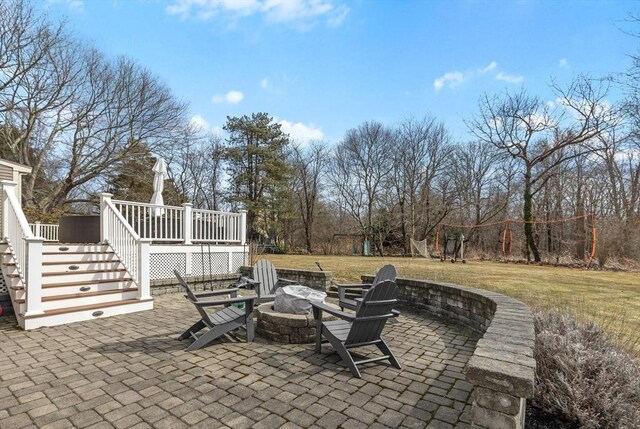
<box><xmin>197</xmin><ymin>98</ymin><xmax>638</xmax><ymax>267</ymax></box>
<box><xmin>1</xmin><ymin>0</ymin><xmax>639</xmax><ymax>266</ymax></box>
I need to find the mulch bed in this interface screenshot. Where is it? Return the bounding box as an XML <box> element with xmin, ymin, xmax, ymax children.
<box><xmin>526</xmin><ymin>403</ymin><xmax>579</xmax><ymax>429</ymax></box>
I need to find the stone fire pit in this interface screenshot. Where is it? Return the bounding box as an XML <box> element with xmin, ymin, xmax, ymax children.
<box><xmin>255</xmin><ymin>302</ymin><xmax>339</xmax><ymax>344</ymax></box>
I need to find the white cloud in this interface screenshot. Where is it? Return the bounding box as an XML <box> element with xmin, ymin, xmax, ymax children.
<box><xmin>260</xmin><ymin>77</ymin><xmax>269</xmax><ymax>89</ymax></box>
<box><xmin>166</xmin><ymin>0</ymin><xmax>349</xmax><ymax>28</ymax></box>
<box><xmin>559</xmin><ymin>58</ymin><xmax>569</xmax><ymax>69</ymax></box>
<box><xmin>167</xmin><ymin>0</ymin><xmax>260</xmax><ymax>20</ymax></box>
<box><xmin>496</xmin><ymin>72</ymin><xmax>524</xmax><ymax>84</ymax></box>
<box><xmin>279</xmin><ymin>119</ymin><xmax>323</xmax><ymax>144</ymax></box>
<box><xmin>46</xmin><ymin>0</ymin><xmax>83</xmax><ymax>12</ymax></box>
<box><xmin>212</xmin><ymin>90</ymin><xmax>244</xmax><ymax>104</ymax></box>
<box><xmin>326</xmin><ymin>4</ymin><xmax>349</xmax><ymax>27</ymax></box>
<box><xmin>263</xmin><ymin>0</ymin><xmax>331</xmax><ymax>23</ymax></box>
<box><xmin>190</xmin><ymin>114</ymin><xmax>211</xmax><ymax>131</ymax></box>
<box><xmin>433</xmin><ymin>71</ymin><xmax>465</xmax><ymax>91</ymax></box>
<box><xmin>433</xmin><ymin>62</ymin><xmax>524</xmax><ymax>92</ymax></box>
<box><xmin>480</xmin><ymin>61</ymin><xmax>497</xmax><ymax>74</ymax></box>
<box><xmin>526</xmin><ymin>112</ymin><xmax>553</xmax><ymax>129</ymax></box>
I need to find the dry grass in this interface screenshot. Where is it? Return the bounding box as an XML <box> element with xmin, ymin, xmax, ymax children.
<box><xmin>266</xmin><ymin>254</ymin><xmax>640</xmax><ymax>354</ymax></box>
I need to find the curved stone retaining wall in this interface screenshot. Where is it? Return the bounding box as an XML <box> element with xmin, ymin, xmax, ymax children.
<box><xmin>362</xmin><ymin>275</ymin><xmax>535</xmax><ymax>429</ymax></box>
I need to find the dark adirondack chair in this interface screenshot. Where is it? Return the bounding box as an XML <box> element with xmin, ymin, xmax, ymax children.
<box><xmin>175</xmin><ymin>270</ymin><xmax>256</xmax><ymax>351</ymax></box>
<box><xmin>311</xmin><ymin>279</ymin><xmax>401</xmax><ymax>378</ymax></box>
<box><xmin>337</xmin><ymin>264</ymin><xmax>397</xmax><ymax>312</ymax></box>
<box><xmin>238</xmin><ymin>259</ymin><xmax>298</xmax><ymax>304</ymax></box>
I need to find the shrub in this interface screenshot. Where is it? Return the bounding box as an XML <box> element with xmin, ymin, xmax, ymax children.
<box><xmin>533</xmin><ymin>310</ymin><xmax>640</xmax><ymax>429</ymax></box>
<box><xmin>272</xmin><ymin>244</ymin><xmax>287</xmax><ymax>254</ymax></box>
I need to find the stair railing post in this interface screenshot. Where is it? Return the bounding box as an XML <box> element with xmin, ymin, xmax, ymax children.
<box><xmin>137</xmin><ymin>238</ymin><xmax>152</xmax><ymax>300</ymax></box>
<box><xmin>24</xmin><ymin>236</ymin><xmax>44</xmax><ymax>316</ymax></box>
<box><xmin>2</xmin><ymin>180</ymin><xmax>16</xmax><ymax>239</ymax></box>
<box><xmin>182</xmin><ymin>203</ymin><xmax>192</xmax><ymax>245</ymax></box>
<box><xmin>35</xmin><ymin>221</ymin><xmax>41</xmax><ymax>238</ymax></box>
<box><xmin>240</xmin><ymin>210</ymin><xmax>247</xmax><ymax>245</ymax></box>
<box><xmin>100</xmin><ymin>193</ymin><xmax>113</xmax><ymax>244</ymax></box>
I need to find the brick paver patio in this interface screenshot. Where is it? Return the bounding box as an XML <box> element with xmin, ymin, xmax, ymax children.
<box><xmin>0</xmin><ymin>294</ymin><xmax>479</xmax><ymax>429</ymax></box>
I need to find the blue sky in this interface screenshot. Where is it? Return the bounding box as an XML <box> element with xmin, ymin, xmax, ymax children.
<box><xmin>43</xmin><ymin>0</ymin><xmax>639</xmax><ymax>143</ymax></box>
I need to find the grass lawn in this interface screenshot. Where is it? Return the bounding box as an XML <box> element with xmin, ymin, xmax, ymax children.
<box><xmin>266</xmin><ymin>254</ymin><xmax>640</xmax><ymax>354</ymax></box>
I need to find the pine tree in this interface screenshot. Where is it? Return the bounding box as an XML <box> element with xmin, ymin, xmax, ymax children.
<box><xmin>223</xmin><ymin>113</ymin><xmax>291</xmax><ymax>243</ymax></box>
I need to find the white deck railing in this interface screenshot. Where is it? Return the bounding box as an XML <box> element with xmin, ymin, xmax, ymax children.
<box><xmin>112</xmin><ymin>200</ymin><xmax>184</xmax><ymax>242</ymax></box>
<box><xmin>111</xmin><ymin>199</ymin><xmax>246</xmax><ymax>245</ymax></box>
<box><xmin>192</xmin><ymin>208</ymin><xmax>243</xmax><ymax>243</ymax></box>
<box><xmin>28</xmin><ymin>222</ymin><xmax>59</xmax><ymax>242</ymax></box>
<box><xmin>2</xmin><ymin>181</ymin><xmax>44</xmax><ymax>316</ymax></box>
<box><xmin>101</xmin><ymin>194</ymin><xmax>151</xmax><ymax>300</ymax></box>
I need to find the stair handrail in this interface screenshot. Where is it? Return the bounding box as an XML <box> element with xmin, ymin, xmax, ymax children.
<box><xmin>100</xmin><ymin>193</ymin><xmax>151</xmax><ymax>301</ymax></box>
<box><xmin>1</xmin><ymin>180</ymin><xmax>44</xmax><ymax>316</ymax></box>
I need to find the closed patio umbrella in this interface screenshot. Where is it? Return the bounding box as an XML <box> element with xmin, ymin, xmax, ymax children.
<box><xmin>150</xmin><ymin>158</ymin><xmax>167</xmax><ymax>217</ymax></box>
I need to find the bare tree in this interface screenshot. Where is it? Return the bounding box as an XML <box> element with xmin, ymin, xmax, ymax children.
<box><xmin>468</xmin><ymin>77</ymin><xmax>614</xmax><ymax>262</ymax></box>
<box><xmin>391</xmin><ymin>116</ymin><xmax>451</xmax><ymax>253</ymax></box>
<box><xmin>291</xmin><ymin>141</ymin><xmax>329</xmax><ymax>253</ymax></box>
<box><xmin>330</xmin><ymin>121</ymin><xmax>394</xmax><ymax>255</ymax></box>
<box><xmin>450</xmin><ymin>141</ymin><xmax>509</xmax><ymax>249</ymax></box>
<box><xmin>0</xmin><ymin>0</ymin><xmax>65</xmax><ymax>105</ymax></box>
<box><xmin>0</xmin><ymin>1</ymin><xmax>188</xmax><ymax>214</ymax></box>
<box><xmin>170</xmin><ymin>128</ymin><xmax>225</xmax><ymax>211</ymax></box>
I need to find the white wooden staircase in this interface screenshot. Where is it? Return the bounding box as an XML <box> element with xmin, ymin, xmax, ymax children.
<box><xmin>1</xmin><ymin>243</ymin><xmax>153</xmax><ymax>329</ymax></box>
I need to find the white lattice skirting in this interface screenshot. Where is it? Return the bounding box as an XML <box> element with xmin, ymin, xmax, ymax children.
<box><xmin>0</xmin><ymin>275</ymin><xmax>7</xmax><ymax>294</ymax></box>
<box><xmin>149</xmin><ymin>244</ymin><xmax>247</xmax><ymax>280</ymax></box>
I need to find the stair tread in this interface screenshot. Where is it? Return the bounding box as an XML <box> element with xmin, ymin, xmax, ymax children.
<box><xmin>41</xmin><ymin>260</ymin><xmax>119</xmax><ymax>266</ymax></box>
<box><xmin>21</xmin><ymin>298</ymin><xmax>153</xmax><ymax>318</ymax></box>
<box><xmin>42</xmin><ymin>251</ymin><xmax>114</xmax><ymax>255</ymax></box>
<box><xmin>42</xmin><ymin>278</ymin><xmax>134</xmax><ymax>288</ymax></box>
<box><xmin>43</xmin><ymin>268</ymin><xmax>127</xmax><ymax>277</ymax></box>
<box><xmin>15</xmin><ymin>287</ymin><xmax>138</xmax><ymax>304</ymax></box>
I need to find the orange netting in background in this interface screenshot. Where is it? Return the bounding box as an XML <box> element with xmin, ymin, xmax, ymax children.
<box><xmin>434</xmin><ymin>213</ymin><xmax>597</xmax><ymax>267</ymax></box>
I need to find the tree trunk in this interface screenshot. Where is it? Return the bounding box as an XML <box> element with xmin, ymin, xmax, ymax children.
<box><xmin>399</xmin><ymin>199</ymin><xmax>408</xmax><ymax>255</ymax></box>
<box><xmin>305</xmin><ymin>224</ymin><xmax>313</xmax><ymax>254</ymax></box>
<box><xmin>523</xmin><ymin>170</ymin><xmax>541</xmax><ymax>262</ymax></box>
<box><xmin>575</xmin><ymin>181</ymin><xmax>586</xmax><ymax>260</ymax></box>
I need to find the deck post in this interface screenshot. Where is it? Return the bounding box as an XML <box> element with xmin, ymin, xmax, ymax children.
<box><xmin>34</xmin><ymin>221</ymin><xmax>41</xmax><ymax>238</ymax></box>
<box><xmin>184</xmin><ymin>247</ymin><xmax>192</xmax><ymax>276</ymax></box>
<box><xmin>1</xmin><ymin>181</ymin><xmax>14</xmax><ymax>239</ymax></box>
<box><xmin>240</xmin><ymin>210</ymin><xmax>247</xmax><ymax>245</ymax></box>
<box><xmin>137</xmin><ymin>239</ymin><xmax>152</xmax><ymax>300</ymax></box>
<box><xmin>182</xmin><ymin>203</ymin><xmax>192</xmax><ymax>245</ymax></box>
<box><xmin>100</xmin><ymin>193</ymin><xmax>113</xmax><ymax>243</ymax></box>
<box><xmin>24</xmin><ymin>236</ymin><xmax>44</xmax><ymax>316</ymax></box>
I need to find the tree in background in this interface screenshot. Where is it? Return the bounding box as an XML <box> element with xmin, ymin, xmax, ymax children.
<box><xmin>169</xmin><ymin>128</ymin><xmax>225</xmax><ymax>211</ymax></box>
<box><xmin>223</xmin><ymin>113</ymin><xmax>291</xmax><ymax>243</ymax></box>
<box><xmin>330</xmin><ymin>121</ymin><xmax>394</xmax><ymax>255</ymax></box>
<box><xmin>450</xmin><ymin>140</ymin><xmax>511</xmax><ymax>252</ymax></box>
<box><xmin>468</xmin><ymin>77</ymin><xmax>614</xmax><ymax>262</ymax></box>
<box><xmin>291</xmin><ymin>142</ymin><xmax>330</xmax><ymax>253</ymax></box>
<box><xmin>391</xmin><ymin>117</ymin><xmax>452</xmax><ymax>253</ymax></box>
<box><xmin>0</xmin><ymin>0</ymin><xmax>188</xmax><ymax>214</ymax></box>
<box><xmin>107</xmin><ymin>144</ymin><xmax>186</xmax><ymax>206</ymax></box>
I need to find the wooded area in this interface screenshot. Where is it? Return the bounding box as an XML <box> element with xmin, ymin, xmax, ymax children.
<box><xmin>1</xmin><ymin>0</ymin><xmax>639</xmax><ymax>267</ymax></box>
